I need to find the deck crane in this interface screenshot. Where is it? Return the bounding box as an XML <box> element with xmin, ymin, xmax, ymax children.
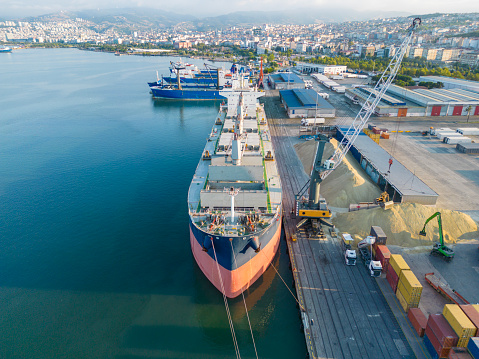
<box><xmin>295</xmin><ymin>17</ymin><xmax>421</xmax><ymax>219</ymax></box>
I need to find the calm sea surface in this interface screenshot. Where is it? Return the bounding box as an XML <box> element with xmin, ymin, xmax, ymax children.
<box><xmin>0</xmin><ymin>48</ymin><xmax>306</xmax><ymax>359</ymax></box>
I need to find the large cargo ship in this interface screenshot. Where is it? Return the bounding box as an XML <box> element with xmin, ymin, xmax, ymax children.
<box><xmin>188</xmin><ymin>78</ymin><xmax>282</xmax><ymax>298</ymax></box>
<box><xmin>150</xmin><ymin>85</ymin><xmax>225</xmax><ymax>100</ymax></box>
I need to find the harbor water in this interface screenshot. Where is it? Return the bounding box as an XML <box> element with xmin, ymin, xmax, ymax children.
<box><xmin>0</xmin><ymin>48</ymin><xmax>306</xmax><ymax>358</ymax></box>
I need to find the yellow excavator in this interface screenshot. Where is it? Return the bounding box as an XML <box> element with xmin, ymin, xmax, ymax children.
<box><xmin>375</xmin><ymin>191</ymin><xmax>394</xmax><ymax>210</ymax></box>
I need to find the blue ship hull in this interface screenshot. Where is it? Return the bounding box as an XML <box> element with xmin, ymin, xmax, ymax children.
<box><xmin>151</xmin><ymin>87</ymin><xmax>226</xmax><ymax>100</ymax></box>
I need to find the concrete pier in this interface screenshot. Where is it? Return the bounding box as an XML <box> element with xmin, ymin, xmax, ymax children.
<box><xmin>262</xmin><ymin>92</ymin><xmax>424</xmax><ymax>359</ymax></box>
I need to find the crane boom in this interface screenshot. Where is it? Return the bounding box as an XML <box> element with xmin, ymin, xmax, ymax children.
<box><xmin>320</xmin><ymin>17</ymin><xmax>421</xmax><ymax>181</ymax></box>
<box><xmin>295</xmin><ymin>18</ymin><xmax>421</xmax><ymax>219</ymax></box>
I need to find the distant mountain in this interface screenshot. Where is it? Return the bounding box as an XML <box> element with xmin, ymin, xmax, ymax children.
<box><xmin>24</xmin><ymin>8</ymin><xmax>197</xmax><ymax>32</ymax></box>
<box><xmin>22</xmin><ymin>7</ymin><xmax>411</xmax><ymax>31</ymax></box>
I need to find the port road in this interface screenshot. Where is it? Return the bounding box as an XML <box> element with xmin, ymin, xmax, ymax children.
<box><xmin>262</xmin><ymin>92</ymin><xmax>418</xmax><ymax>359</ymax></box>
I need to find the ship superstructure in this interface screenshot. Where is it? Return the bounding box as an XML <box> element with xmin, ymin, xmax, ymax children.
<box><xmin>188</xmin><ymin>82</ymin><xmax>282</xmax><ymax>298</ymax></box>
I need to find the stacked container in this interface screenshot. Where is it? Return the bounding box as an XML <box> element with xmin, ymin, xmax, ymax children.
<box><xmin>460</xmin><ymin>305</ymin><xmax>479</xmax><ymax>333</ymax></box>
<box><xmin>396</xmin><ymin>270</ymin><xmax>422</xmax><ymax>312</ymax></box>
<box><xmin>448</xmin><ymin>347</ymin><xmax>473</xmax><ymax>359</ymax></box>
<box><xmin>425</xmin><ymin>314</ymin><xmax>459</xmax><ymax>359</ymax></box>
<box><xmin>443</xmin><ymin>305</ymin><xmax>477</xmax><ymax>348</ymax></box>
<box><xmin>467</xmin><ymin>337</ymin><xmax>479</xmax><ymax>358</ymax></box>
<box><xmin>374</xmin><ymin>245</ymin><xmax>390</xmax><ymax>273</ymax></box>
<box><xmin>370</xmin><ymin>226</ymin><xmax>387</xmax><ymax>245</ymax></box>
<box><xmin>387</xmin><ymin>254</ymin><xmax>409</xmax><ymax>292</ymax></box>
<box><xmin>408</xmin><ymin>308</ymin><xmax>427</xmax><ymax>337</ymax></box>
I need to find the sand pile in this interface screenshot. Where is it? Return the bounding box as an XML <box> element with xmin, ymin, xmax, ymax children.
<box><xmin>293</xmin><ymin>138</ymin><xmax>381</xmax><ymax>208</ymax></box>
<box><xmin>333</xmin><ymin>202</ymin><xmax>479</xmax><ymax>247</ymax></box>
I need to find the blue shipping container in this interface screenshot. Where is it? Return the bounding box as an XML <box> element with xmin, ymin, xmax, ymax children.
<box><xmin>468</xmin><ymin>337</ymin><xmax>479</xmax><ymax>359</ymax></box>
<box><xmin>424</xmin><ymin>334</ymin><xmax>439</xmax><ymax>359</ymax></box>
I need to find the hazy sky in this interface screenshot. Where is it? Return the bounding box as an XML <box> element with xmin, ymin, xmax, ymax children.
<box><xmin>1</xmin><ymin>0</ymin><xmax>478</xmax><ymax>18</ymax></box>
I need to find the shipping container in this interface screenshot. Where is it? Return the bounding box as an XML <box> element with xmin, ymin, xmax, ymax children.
<box><xmin>381</xmin><ymin>132</ymin><xmax>390</xmax><ymax>139</ymax></box>
<box><xmin>456</xmin><ymin>143</ymin><xmax>479</xmax><ymax>154</ymax></box>
<box><xmin>386</xmin><ymin>261</ymin><xmax>399</xmax><ymax>293</ymax></box>
<box><xmin>408</xmin><ymin>308</ymin><xmax>427</xmax><ymax>337</ymax></box>
<box><xmin>375</xmin><ymin>244</ymin><xmax>390</xmax><ymax>273</ymax></box>
<box><xmin>448</xmin><ymin>347</ymin><xmax>473</xmax><ymax>359</ymax></box>
<box><xmin>425</xmin><ymin>331</ymin><xmax>450</xmax><ymax>358</ymax></box>
<box><xmin>424</xmin><ymin>333</ymin><xmax>440</xmax><ymax>359</ymax></box>
<box><xmin>456</xmin><ymin>127</ymin><xmax>479</xmax><ymax>136</ymax></box>
<box><xmin>397</xmin><ymin>270</ymin><xmax>422</xmax><ymax>305</ymax></box>
<box><xmin>445</xmin><ymin>136</ymin><xmax>472</xmax><ymax>145</ymax></box>
<box><xmin>443</xmin><ymin>305</ymin><xmax>477</xmax><ymax>347</ymax></box>
<box><xmin>467</xmin><ymin>337</ymin><xmax>479</xmax><ymax>358</ymax></box>
<box><xmin>390</xmin><ymin>254</ymin><xmax>410</xmax><ymax>277</ymax></box>
<box><xmin>370</xmin><ymin>226</ymin><xmax>387</xmax><ymax>244</ymax></box>
<box><xmin>460</xmin><ymin>305</ymin><xmax>479</xmax><ymax>331</ymax></box>
<box><xmin>372</xmin><ymin>127</ymin><xmax>381</xmax><ymax>135</ymax></box>
<box><xmin>427</xmin><ymin>314</ymin><xmax>459</xmax><ymax>348</ymax></box>
<box><xmin>396</xmin><ymin>286</ymin><xmax>417</xmax><ymax>313</ymax></box>
<box><xmin>368</xmin><ymin>123</ymin><xmax>376</xmax><ymax>130</ymax></box>
<box><xmin>437</xmin><ymin>132</ymin><xmax>457</xmax><ymax>140</ymax></box>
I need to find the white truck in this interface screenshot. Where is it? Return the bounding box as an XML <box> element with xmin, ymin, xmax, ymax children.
<box><xmin>358</xmin><ymin>235</ymin><xmax>382</xmax><ymax>277</ymax></box>
<box><xmin>301</xmin><ymin>117</ymin><xmax>325</xmax><ymax>126</ymax></box>
<box><xmin>317</xmin><ymin>92</ymin><xmax>330</xmax><ymax>100</ymax></box>
<box><xmin>341</xmin><ymin>233</ymin><xmax>357</xmax><ymax>266</ymax></box>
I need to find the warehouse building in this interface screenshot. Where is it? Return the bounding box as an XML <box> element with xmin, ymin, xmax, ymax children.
<box><xmin>268</xmin><ymin>72</ymin><xmax>304</xmax><ymax>90</ymax></box>
<box><xmin>346</xmin><ymin>84</ymin><xmax>479</xmax><ymax>117</ymax></box>
<box><xmin>279</xmin><ymin>88</ymin><xmax>336</xmax><ymax>118</ymax></box>
<box><xmin>418</xmin><ymin>76</ymin><xmax>479</xmax><ymax>93</ymax></box>
<box><xmin>337</xmin><ymin>128</ymin><xmax>438</xmax><ymax>205</ymax></box>
<box><xmin>387</xmin><ymin>85</ymin><xmax>479</xmax><ymax>117</ymax></box>
<box><xmin>345</xmin><ymin>87</ymin><xmax>425</xmax><ymax>117</ymax></box>
<box><xmin>295</xmin><ymin>63</ymin><xmax>347</xmax><ymax>75</ymax></box>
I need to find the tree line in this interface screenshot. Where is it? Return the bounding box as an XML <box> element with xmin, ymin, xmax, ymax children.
<box><xmin>299</xmin><ymin>55</ymin><xmax>479</xmax><ymax>82</ymax></box>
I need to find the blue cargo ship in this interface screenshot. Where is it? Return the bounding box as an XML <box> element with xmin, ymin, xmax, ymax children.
<box><xmin>150</xmin><ymin>85</ymin><xmax>225</xmax><ymax>100</ymax></box>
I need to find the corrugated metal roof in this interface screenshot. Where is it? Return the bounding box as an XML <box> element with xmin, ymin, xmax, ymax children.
<box><xmin>338</xmin><ymin>127</ymin><xmax>438</xmax><ymax>199</ymax></box>
<box><xmin>447</xmin><ymin>89</ymin><xmax>479</xmax><ymax>101</ymax></box>
<box><xmin>270</xmin><ymin>72</ymin><xmax>304</xmax><ymax>84</ymax></box>
<box><xmin>419</xmin><ymin>76</ymin><xmax>479</xmax><ymax>90</ymax></box>
<box><xmin>280</xmin><ymin>89</ymin><xmax>335</xmax><ymax>109</ymax></box>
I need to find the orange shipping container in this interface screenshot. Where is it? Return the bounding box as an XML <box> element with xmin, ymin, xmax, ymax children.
<box><xmin>460</xmin><ymin>305</ymin><xmax>479</xmax><ymax>330</ymax></box>
<box><xmin>408</xmin><ymin>308</ymin><xmax>427</xmax><ymax>337</ymax></box>
<box><xmin>448</xmin><ymin>347</ymin><xmax>473</xmax><ymax>359</ymax></box>
<box><xmin>381</xmin><ymin>132</ymin><xmax>390</xmax><ymax>139</ymax></box>
<box><xmin>375</xmin><ymin>244</ymin><xmax>390</xmax><ymax>273</ymax></box>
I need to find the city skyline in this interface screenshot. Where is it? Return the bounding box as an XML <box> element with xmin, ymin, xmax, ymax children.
<box><xmin>2</xmin><ymin>0</ymin><xmax>478</xmax><ymax>20</ymax></box>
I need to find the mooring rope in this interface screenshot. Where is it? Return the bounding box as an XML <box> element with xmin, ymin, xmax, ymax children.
<box><xmin>230</xmin><ymin>240</ymin><xmax>259</xmax><ymax>359</ymax></box>
<box><xmin>211</xmin><ymin>240</ymin><xmax>241</xmax><ymax>359</ymax></box>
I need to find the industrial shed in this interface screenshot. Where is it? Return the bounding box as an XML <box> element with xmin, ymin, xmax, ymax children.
<box><xmin>346</xmin><ymin>84</ymin><xmax>479</xmax><ymax>117</ymax></box>
<box><xmin>269</xmin><ymin>72</ymin><xmax>304</xmax><ymax>90</ymax></box>
<box><xmin>387</xmin><ymin>85</ymin><xmax>479</xmax><ymax>117</ymax></box>
<box><xmin>418</xmin><ymin>76</ymin><xmax>479</xmax><ymax>94</ymax></box>
<box><xmin>345</xmin><ymin>87</ymin><xmax>424</xmax><ymax>117</ymax></box>
<box><xmin>337</xmin><ymin>127</ymin><xmax>439</xmax><ymax>205</ymax></box>
<box><xmin>279</xmin><ymin>89</ymin><xmax>336</xmax><ymax>118</ymax></box>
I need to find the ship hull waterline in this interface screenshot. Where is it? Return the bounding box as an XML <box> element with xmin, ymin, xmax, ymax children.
<box><xmin>151</xmin><ymin>88</ymin><xmax>226</xmax><ymax>100</ymax></box>
<box><xmin>190</xmin><ymin>216</ymin><xmax>282</xmax><ymax>298</ymax></box>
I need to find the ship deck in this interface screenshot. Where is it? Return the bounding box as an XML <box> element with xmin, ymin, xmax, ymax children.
<box><xmin>188</xmin><ymin>91</ymin><xmax>282</xmax><ymax>236</ymax></box>
<box><xmin>262</xmin><ymin>92</ymin><xmax>423</xmax><ymax>359</ymax></box>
